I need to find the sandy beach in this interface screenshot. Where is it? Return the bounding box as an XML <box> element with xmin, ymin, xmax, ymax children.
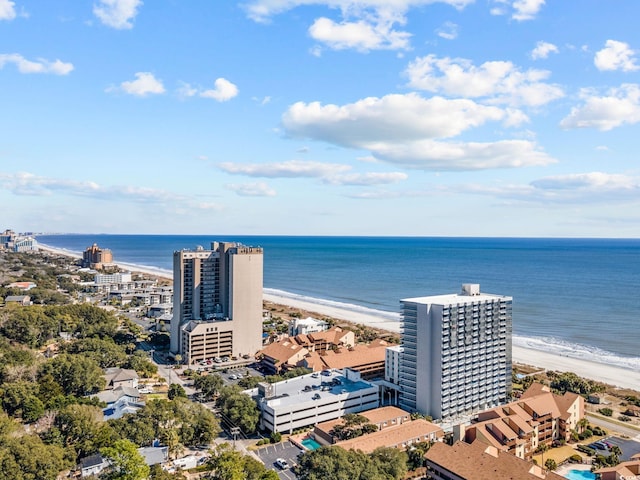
<box><xmin>39</xmin><ymin>244</ymin><xmax>640</xmax><ymax>391</ymax></box>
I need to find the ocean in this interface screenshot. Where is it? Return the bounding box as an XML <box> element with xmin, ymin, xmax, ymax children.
<box><xmin>36</xmin><ymin>234</ymin><xmax>640</xmax><ymax>371</ymax></box>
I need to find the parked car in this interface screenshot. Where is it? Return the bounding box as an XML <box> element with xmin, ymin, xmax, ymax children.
<box><xmin>312</xmin><ymin>393</ymin><xmax>321</xmax><ymax>400</ymax></box>
<box><xmin>275</xmin><ymin>458</ymin><xmax>289</xmax><ymax>469</ymax></box>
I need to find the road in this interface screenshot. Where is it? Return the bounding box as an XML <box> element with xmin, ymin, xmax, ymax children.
<box><xmin>587</xmin><ymin>413</ymin><xmax>640</xmax><ymax>440</ymax></box>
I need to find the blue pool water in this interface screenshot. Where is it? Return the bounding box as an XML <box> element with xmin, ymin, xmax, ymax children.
<box><xmin>301</xmin><ymin>438</ymin><xmax>322</xmax><ymax>450</ymax></box>
<box><xmin>564</xmin><ymin>469</ymin><xmax>596</xmax><ymax>480</ymax></box>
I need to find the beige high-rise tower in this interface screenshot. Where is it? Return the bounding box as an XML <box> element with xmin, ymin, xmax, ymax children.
<box><xmin>170</xmin><ymin>241</ymin><xmax>263</xmax><ymax>364</ymax></box>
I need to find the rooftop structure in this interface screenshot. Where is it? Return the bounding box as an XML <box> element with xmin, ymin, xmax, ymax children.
<box><xmin>256</xmin><ymin>368</ymin><xmax>379</xmax><ymax>433</ymax></box>
<box><xmin>311</xmin><ymin>406</ymin><xmax>443</xmax><ymax>453</ymax></box>
<box><xmin>425</xmin><ymin>440</ymin><xmax>565</xmax><ymax>480</ymax></box>
<box><xmin>400</xmin><ymin>283</ymin><xmax>512</xmax><ymax>420</ymax></box>
<box><xmin>462</xmin><ymin>383</ymin><xmax>584</xmax><ymax>460</ymax></box>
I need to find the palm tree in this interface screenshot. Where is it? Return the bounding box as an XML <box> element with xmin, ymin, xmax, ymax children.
<box><xmin>577</xmin><ymin>418</ymin><xmax>589</xmax><ymax>433</ymax></box>
<box><xmin>538</xmin><ymin>443</ymin><xmax>550</xmax><ymax>469</ymax></box>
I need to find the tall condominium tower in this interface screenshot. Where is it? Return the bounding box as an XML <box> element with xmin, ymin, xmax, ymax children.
<box><xmin>170</xmin><ymin>241</ymin><xmax>263</xmax><ymax>364</ymax></box>
<box><xmin>399</xmin><ymin>284</ymin><xmax>512</xmax><ymax>420</ymax></box>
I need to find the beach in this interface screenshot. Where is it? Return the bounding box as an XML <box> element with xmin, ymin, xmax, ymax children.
<box><xmin>39</xmin><ymin>244</ymin><xmax>640</xmax><ymax>391</ymax></box>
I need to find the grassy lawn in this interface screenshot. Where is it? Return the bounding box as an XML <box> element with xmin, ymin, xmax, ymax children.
<box><xmin>145</xmin><ymin>393</ymin><xmax>168</xmax><ymax>400</ymax></box>
<box><xmin>533</xmin><ymin>445</ymin><xmax>580</xmax><ymax>465</ymax></box>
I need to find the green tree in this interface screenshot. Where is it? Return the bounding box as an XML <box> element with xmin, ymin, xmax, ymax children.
<box><xmin>168</xmin><ymin>384</ymin><xmax>187</xmax><ymax>400</ymax></box>
<box><xmin>38</xmin><ymin>353</ymin><xmax>105</xmax><ymax>396</ymax></box>
<box><xmin>370</xmin><ymin>447</ymin><xmax>407</xmax><ymax>479</ymax></box>
<box><xmin>53</xmin><ymin>404</ymin><xmax>117</xmax><ymax>461</ymax></box>
<box><xmin>0</xmin><ymin>434</ymin><xmax>68</xmax><ymax>480</ymax></box>
<box><xmin>64</xmin><ymin>337</ymin><xmax>127</xmax><ymax>368</ymax></box>
<box><xmin>544</xmin><ymin>458</ymin><xmax>557</xmax><ymax>471</ymax></box>
<box><xmin>194</xmin><ymin>373</ymin><xmax>224</xmax><ymax>400</ymax></box>
<box><xmin>150</xmin><ymin>464</ymin><xmax>186</xmax><ymax>479</ymax></box>
<box><xmin>217</xmin><ymin>386</ymin><xmax>260</xmax><ymax>434</ymax></box>
<box><xmin>101</xmin><ymin>439</ymin><xmax>150</xmax><ymax>480</ymax></box>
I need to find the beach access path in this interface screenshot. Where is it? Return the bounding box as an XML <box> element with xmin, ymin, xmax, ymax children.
<box><xmin>39</xmin><ymin>244</ymin><xmax>640</xmax><ymax>391</ymax></box>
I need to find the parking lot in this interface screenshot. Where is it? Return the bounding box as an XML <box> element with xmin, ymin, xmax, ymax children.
<box><xmin>254</xmin><ymin>441</ymin><xmax>303</xmax><ymax>480</ymax></box>
<box><xmin>596</xmin><ymin>436</ymin><xmax>640</xmax><ymax>461</ymax></box>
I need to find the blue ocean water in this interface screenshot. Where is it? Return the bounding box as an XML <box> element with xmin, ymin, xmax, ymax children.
<box><xmin>36</xmin><ymin>235</ymin><xmax>640</xmax><ymax>370</ymax></box>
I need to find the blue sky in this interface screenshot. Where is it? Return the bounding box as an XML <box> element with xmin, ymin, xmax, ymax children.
<box><xmin>1</xmin><ymin>0</ymin><xmax>639</xmax><ymax>237</ymax></box>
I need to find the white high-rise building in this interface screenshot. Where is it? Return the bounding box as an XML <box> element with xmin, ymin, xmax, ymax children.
<box><xmin>399</xmin><ymin>284</ymin><xmax>512</xmax><ymax>420</ymax></box>
<box><xmin>170</xmin><ymin>242</ymin><xmax>263</xmax><ymax>364</ymax></box>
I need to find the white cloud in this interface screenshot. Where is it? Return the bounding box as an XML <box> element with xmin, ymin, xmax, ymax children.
<box><xmin>0</xmin><ymin>0</ymin><xmax>16</xmax><ymax>20</ymax></box>
<box><xmin>218</xmin><ymin>160</ymin><xmax>350</xmax><ymax>178</ymax></box>
<box><xmin>512</xmin><ymin>0</ymin><xmax>544</xmax><ymax>21</ymax></box>
<box><xmin>200</xmin><ymin>78</ymin><xmax>239</xmax><ymax>102</ymax></box>
<box><xmin>308</xmin><ymin>16</ymin><xmax>411</xmax><ymax>51</ymax></box>
<box><xmin>530</xmin><ymin>41</ymin><xmax>558</xmax><ymax>60</ymax></box>
<box><xmin>560</xmin><ymin>84</ymin><xmax>640</xmax><ymax>131</ymax></box>
<box><xmin>459</xmin><ymin>172</ymin><xmax>640</xmax><ymax>204</ymax></box>
<box><xmin>0</xmin><ymin>171</ymin><xmax>222</xmax><ymax>210</ymax></box>
<box><xmin>489</xmin><ymin>0</ymin><xmax>544</xmax><ymax>21</ymax></box>
<box><xmin>243</xmin><ymin>1</ymin><xmax>474</xmax><ymax>23</ymax></box>
<box><xmin>436</xmin><ymin>21</ymin><xmax>458</xmax><ymax>40</ymax></box>
<box><xmin>405</xmin><ymin>54</ymin><xmax>564</xmax><ymax>107</ymax></box>
<box><xmin>594</xmin><ymin>40</ymin><xmax>639</xmax><ymax>72</ymax></box>
<box><xmin>0</xmin><ymin>54</ymin><xmax>74</xmax><ymax>75</ymax></box>
<box><xmin>282</xmin><ymin>94</ymin><xmax>554</xmax><ymax>170</ymax></box>
<box><xmin>227</xmin><ymin>182</ymin><xmax>276</xmax><ymax>197</ymax></box>
<box><xmin>93</xmin><ymin>0</ymin><xmax>142</xmax><ymax>30</ymax></box>
<box><xmin>244</xmin><ymin>1</ymin><xmax>473</xmax><ymax>52</ymax></box>
<box><xmin>283</xmin><ymin>93</ymin><xmax>507</xmax><ymax>143</ymax></box>
<box><xmin>324</xmin><ymin>171</ymin><xmax>408</xmax><ymax>185</ymax></box>
<box><xmin>110</xmin><ymin>72</ymin><xmax>165</xmax><ymax>96</ymax></box>
<box><xmin>595</xmin><ymin>145</ymin><xmax>609</xmax><ymax>151</ymax></box>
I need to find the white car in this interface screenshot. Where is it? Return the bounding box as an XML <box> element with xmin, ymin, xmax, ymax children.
<box><xmin>275</xmin><ymin>458</ymin><xmax>289</xmax><ymax>469</ymax></box>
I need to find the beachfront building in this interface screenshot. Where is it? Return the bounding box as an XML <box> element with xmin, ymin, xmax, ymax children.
<box><xmin>399</xmin><ymin>283</ymin><xmax>512</xmax><ymax>420</ymax></box>
<box><xmin>458</xmin><ymin>383</ymin><xmax>584</xmax><ymax>460</ymax></box>
<box><xmin>425</xmin><ymin>441</ymin><xmax>564</xmax><ymax>480</ymax></box>
<box><xmin>13</xmin><ymin>236</ymin><xmax>38</xmax><ymax>252</ymax></box>
<box><xmin>595</xmin><ymin>456</ymin><xmax>640</xmax><ymax>480</ymax></box>
<box><xmin>171</xmin><ymin>242</ymin><xmax>263</xmax><ymax>363</ymax></box>
<box><xmin>256</xmin><ymin>368</ymin><xmax>379</xmax><ymax>433</ymax></box>
<box><xmin>82</xmin><ymin>243</ymin><xmax>114</xmax><ymax>269</ymax></box>
<box><xmin>289</xmin><ymin>316</ymin><xmax>329</xmax><ymax>336</ymax></box>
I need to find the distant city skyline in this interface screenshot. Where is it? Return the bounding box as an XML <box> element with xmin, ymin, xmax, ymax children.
<box><xmin>1</xmin><ymin>1</ymin><xmax>639</xmax><ymax>237</ymax></box>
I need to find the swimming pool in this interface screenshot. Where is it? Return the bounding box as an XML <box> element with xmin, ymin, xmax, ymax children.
<box><xmin>564</xmin><ymin>469</ymin><xmax>596</xmax><ymax>480</ymax></box>
<box><xmin>301</xmin><ymin>437</ymin><xmax>322</xmax><ymax>450</ymax></box>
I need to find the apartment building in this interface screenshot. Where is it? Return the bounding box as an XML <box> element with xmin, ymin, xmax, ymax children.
<box><xmin>82</xmin><ymin>243</ymin><xmax>113</xmax><ymax>269</ymax></box>
<box><xmin>289</xmin><ymin>317</ymin><xmax>329</xmax><ymax>336</ymax></box>
<box><xmin>461</xmin><ymin>383</ymin><xmax>584</xmax><ymax>460</ymax></box>
<box><xmin>171</xmin><ymin>242</ymin><xmax>263</xmax><ymax>363</ymax></box>
<box><xmin>400</xmin><ymin>283</ymin><xmax>512</xmax><ymax>420</ymax></box>
<box><xmin>425</xmin><ymin>441</ymin><xmax>564</xmax><ymax>480</ymax></box>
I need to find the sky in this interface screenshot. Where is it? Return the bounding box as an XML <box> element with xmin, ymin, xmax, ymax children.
<box><xmin>1</xmin><ymin>0</ymin><xmax>639</xmax><ymax>237</ymax></box>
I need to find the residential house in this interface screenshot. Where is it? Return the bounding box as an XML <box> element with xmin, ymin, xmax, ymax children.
<box><xmin>4</xmin><ymin>295</ymin><xmax>32</xmax><ymax>306</ymax></box>
<box><xmin>104</xmin><ymin>367</ymin><xmax>139</xmax><ymax>389</ymax></box>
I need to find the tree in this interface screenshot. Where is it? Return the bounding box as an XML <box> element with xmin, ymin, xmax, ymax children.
<box><xmin>0</xmin><ymin>433</ymin><xmax>67</xmax><ymax>480</ymax></box>
<box><xmin>53</xmin><ymin>404</ymin><xmax>117</xmax><ymax>461</ymax></box>
<box><xmin>150</xmin><ymin>464</ymin><xmax>186</xmax><ymax>479</ymax></box>
<box><xmin>168</xmin><ymin>384</ymin><xmax>187</xmax><ymax>400</ymax></box>
<box><xmin>101</xmin><ymin>439</ymin><xmax>150</xmax><ymax>480</ymax></box>
<box><xmin>577</xmin><ymin>417</ymin><xmax>589</xmax><ymax>433</ymax></box>
<box><xmin>38</xmin><ymin>353</ymin><xmax>105</xmax><ymax>396</ymax></box>
<box><xmin>406</xmin><ymin>441</ymin><xmax>432</xmax><ymax>470</ymax></box>
<box><xmin>194</xmin><ymin>373</ymin><xmax>224</xmax><ymax>400</ymax></box>
<box><xmin>64</xmin><ymin>337</ymin><xmax>127</xmax><ymax>368</ymax></box>
<box><xmin>544</xmin><ymin>458</ymin><xmax>557</xmax><ymax>471</ymax></box>
<box><xmin>370</xmin><ymin>447</ymin><xmax>407</xmax><ymax>479</ymax></box>
<box><xmin>537</xmin><ymin>443</ymin><xmax>549</xmax><ymax>470</ymax></box>
<box><xmin>217</xmin><ymin>386</ymin><xmax>260</xmax><ymax>434</ymax></box>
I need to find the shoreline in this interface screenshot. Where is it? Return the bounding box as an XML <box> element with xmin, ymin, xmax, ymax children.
<box><xmin>38</xmin><ymin>244</ymin><xmax>640</xmax><ymax>391</ymax></box>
